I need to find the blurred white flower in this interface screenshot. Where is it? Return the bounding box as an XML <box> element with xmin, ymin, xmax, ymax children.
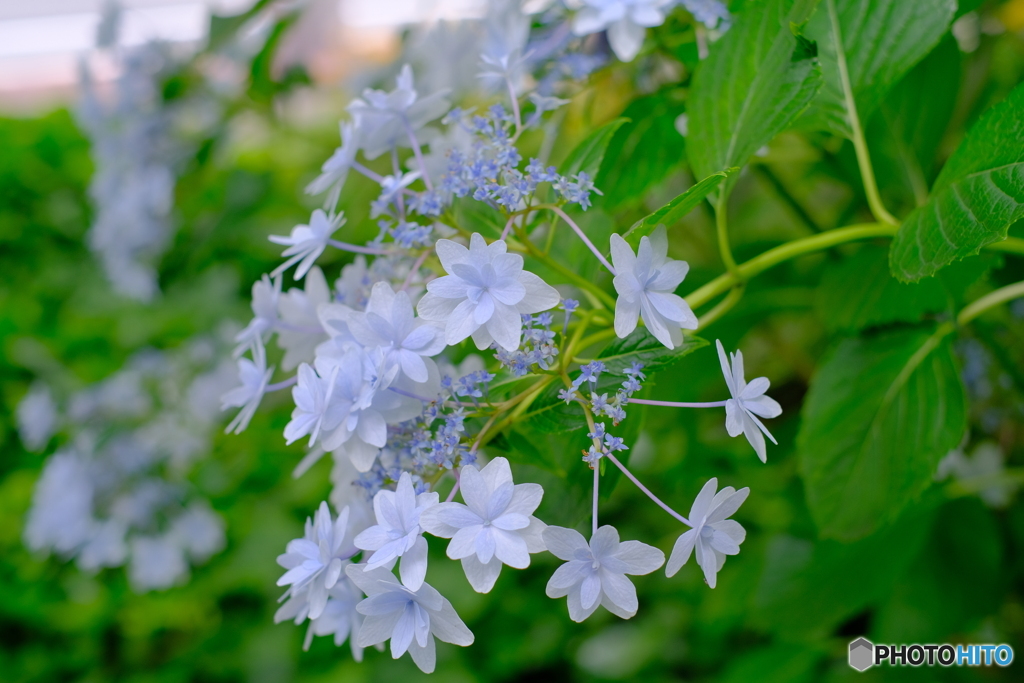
<box><xmin>17</xmin><ymin>383</ymin><xmax>57</xmax><ymax>452</ymax></box>
<box><xmin>417</xmin><ymin>234</ymin><xmax>560</xmax><ymax>351</ymax></box>
<box><xmin>348</xmin><ymin>65</ymin><xmax>450</xmax><ymax>160</ymax></box>
<box><xmin>221</xmin><ymin>338</ymin><xmax>274</xmax><ymax>434</ymax></box>
<box><xmin>610</xmin><ymin>226</ymin><xmax>697</xmax><ymax>349</ymax></box>
<box><xmin>276</xmin><ymin>266</ymin><xmax>331</xmax><ymax>372</ymax></box>
<box><xmin>666</xmin><ymin>478</ymin><xmax>748</xmax><ymax>587</ymax></box>
<box><xmin>306</xmin><ymin>122</ymin><xmax>360</xmax><ymax>209</ymax></box>
<box><xmin>345</xmin><ymin>564</ymin><xmax>474</xmax><ymax>674</ymax></box>
<box><xmin>571</xmin><ymin>0</ymin><xmax>672</xmax><ymax>62</ymax></box>
<box><xmin>716</xmin><ymin>340</ymin><xmax>782</xmax><ymax>463</ymax></box>
<box><xmin>270</xmin><ymin>210</ymin><xmax>345</xmax><ymax>280</ymax></box>
<box><xmin>277</xmin><ymin>501</ymin><xmax>364</xmax><ymax>620</ymax></box>
<box><xmin>543</xmin><ymin>525</ymin><xmax>664</xmax><ymax>622</ymax></box>
<box><xmin>234</xmin><ymin>274</ymin><xmax>281</xmax><ymax>357</ymax></box>
<box><xmin>354</xmin><ymin>472</ymin><xmax>439</xmax><ymax>591</ymax></box>
<box><xmin>420</xmin><ymin>456</ymin><xmax>547</xmax><ymax>593</ymax></box>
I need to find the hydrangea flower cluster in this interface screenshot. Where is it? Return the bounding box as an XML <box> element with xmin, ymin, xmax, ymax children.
<box><xmin>11</xmin><ymin>0</ymin><xmax>782</xmax><ymax>671</ymax></box>
<box><xmin>19</xmin><ymin>335</ymin><xmax>234</xmax><ymax>590</ymax></box>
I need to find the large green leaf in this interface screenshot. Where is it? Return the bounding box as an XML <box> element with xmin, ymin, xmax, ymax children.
<box><xmin>687</xmin><ymin>0</ymin><xmax>822</xmax><ymax>192</ymax></box>
<box><xmin>620</xmin><ymin>171</ymin><xmax>730</xmax><ymax>248</ymax></box>
<box><xmin>527</xmin><ymin>330</ymin><xmax>707</xmax><ymax>434</ymax></box>
<box><xmin>815</xmin><ymin>245</ymin><xmax>994</xmax><ymax>332</ymax></box>
<box><xmin>890</xmin><ymin>82</ymin><xmax>1024</xmax><ymax>281</ymax></box>
<box><xmin>797</xmin><ymin>327</ymin><xmax>966</xmax><ymax>540</ymax></box>
<box><xmin>802</xmin><ymin>0</ymin><xmax>956</xmax><ymax>138</ymax></box>
<box><xmin>561</xmin><ymin>118</ymin><xmax>629</xmax><ymax>179</ymax></box>
<box><xmin>596</xmin><ymin>93</ymin><xmax>686</xmax><ymax>210</ymax></box>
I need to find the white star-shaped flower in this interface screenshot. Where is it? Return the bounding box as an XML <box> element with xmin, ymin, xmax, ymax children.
<box><xmin>316</xmin><ymin>347</ymin><xmax>394</xmax><ymax>457</ymax></box>
<box><xmin>354</xmin><ymin>472</ymin><xmax>439</xmax><ymax>591</ymax></box>
<box><xmin>345</xmin><ymin>564</ymin><xmax>474</xmax><ymax>674</ymax></box>
<box><xmin>420</xmin><ymin>457</ymin><xmax>547</xmax><ymax>593</ymax></box>
<box><xmin>276</xmin><ymin>266</ymin><xmax>330</xmax><ymax>371</ymax></box>
<box><xmin>610</xmin><ymin>225</ymin><xmax>698</xmax><ymax>349</ymax></box>
<box><xmin>572</xmin><ymin>0</ymin><xmax>672</xmax><ymax>62</ymax></box>
<box><xmin>417</xmin><ymin>233</ymin><xmax>560</xmax><ymax>352</ymax></box>
<box><xmin>543</xmin><ymin>525</ymin><xmax>664</xmax><ymax>622</ymax></box>
<box><xmin>305</xmin><ymin>579</ymin><xmax>367</xmax><ymax>658</ymax></box>
<box><xmin>348</xmin><ymin>64</ymin><xmax>450</xmax><ymax>160</ymax></box>
<box><xmin>270</xmin><ymin>209</ymin><xmax>345</xmax><ymax>280</ymax></box>
<box><xmin>666</xmin><ymin>478</ymin><xmax>748</xmax><ymax>587</ymax></box>
<box><xmin>716</xmin><ymin>340</ymin><xmax>782</xmax><ymax>462</ymax></box>
<box><xmin>343</xmin><ymin>282</ymin><xmax>445</xmax><ymax>383</ymax></box>
<box><xmin>306</xmin><ymin>122</ymin><xmax>360</xmax><ymax>209</ymax></box>
<box><xmin>276</xmin><ymin>502</ymin><xmax>363</xmax><ymax>620</ymax></box>
<box><xmin>284</xmin><ymin>362</ymin><xmax>346</xmax><ymax>447</ymax></box>
<box><xmin>221</xmin><ymin>338</ymin><xmax>274</xmax><ymax>434</ymax></box>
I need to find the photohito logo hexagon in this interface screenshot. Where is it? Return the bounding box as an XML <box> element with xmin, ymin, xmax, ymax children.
<box><xmin>849</xmin><ymin>638</ymin><xmax>874</xmax><ymax>671</ymax></box>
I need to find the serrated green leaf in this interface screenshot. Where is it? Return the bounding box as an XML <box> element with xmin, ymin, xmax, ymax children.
<box><xmin>802</xmin><ymin>0</ymin><xmax>956</xmax><ymax>138</ymax></box>
<box><xmin>688</xmin><ymin>0</ymin><xmax>822</xmax><ymax>194</ymax></box>
<box><xmin>621</xmin><ymin>171</ymin><xmax>730</xmax><ymax>248</ymax></box>
<box><xmin>596</xmin><ymin>94</ymin><xmax>686</xmax><ymax>210</ymax></box>
<box><xmin>527</xmin><ymin>331</ymin><xmax>707</xmax><ymax>434</ymax></box>
<box><xmin>889</xmin><ymin>83</ymin><xmax>1024</xmax><ymax>282</ymax></box>
<box><xmin>797</xmin><ymin>327</ymin><xmax>966</xmax><ymax>540</ymax></box>
<box><xmin>561</xmin><ymin>118</ymin><xmax>629</xmax><ymax>179</ymax></box>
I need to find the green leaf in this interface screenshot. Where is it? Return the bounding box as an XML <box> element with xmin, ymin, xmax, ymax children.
<box><xmin>596</xmin><ymin>94</ymin><xmax>686</xmax><ymax>210</ymax></box>
<box><xmin>815</xmin><ymin>245</ymin><xmax>994</xmax><ymax>332</ymax></box>
<box><xmin>621</xmin><ymin>171</ymin><xmax>730</xmax><ymax>248</ymax></box>
<box><xmin>802</xmin><ymin>0</ymin><xmax>956</xmax><ymax>138</ymax></box>
<box><xmin>797</xmin><ymin>327</ymin><xmax>967</xmax><ymax>540</ymax></box>
<box><xmin>561</xmin><ymin>118</ymin><xmax>629</xmax><ymax>179</ymax></box>
<box><xmin>527</xmin><ymin>330</ymin><xmax>707</xmax><ymax>434</ymax></box>
<box><xmin>890</xmin><ymin>82</ymin><xmax>1024</xmax><ymax>281</ymax></box>
<box><xmin>687</xmin><ymin>0</ymin><xmax>822</xmax><ymax>193</ymax></box>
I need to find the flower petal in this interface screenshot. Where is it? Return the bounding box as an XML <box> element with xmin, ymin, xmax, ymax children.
<box><xmin>542</xmin><ymin>526</ymin><xmax>588</xmax><ymax>561</ymax></box>
<box><xmin>665</xmin><ymin>528</ymin><xmax>697</xmax><ymax>578</ymax></box>
<box><xmin>461</xmin><ymin>554</ymin><xmax>502</xmax><ymax>593</ymax></box>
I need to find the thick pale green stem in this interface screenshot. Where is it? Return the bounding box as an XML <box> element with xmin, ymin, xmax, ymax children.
<box><xmin>827</xmin><ymin>0</ymin><xmax>898</xmax><ymax>226</ymax></box>
<box><xmin>686</xmin><ymin>222</ymin><xmax>896</xmax><ymax>309</ymax></box>
<box><xmin>958</xmin><ymin>280</ymin><xmax>1024</xmax><ymax>326</ymax></box>
<box><xmin>715</xmin><ymin>193</ymin><xmax>740</xmax><ymax>277</ymax></box>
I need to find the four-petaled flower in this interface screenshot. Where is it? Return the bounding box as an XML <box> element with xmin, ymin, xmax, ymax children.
<box><xmin>571</xmin><ymin>0</ymin><xmax>672</xmax><ymax>62</ymax></box>
<box><xmin>610</xmin><ymin>226</ymin><xmax>698</xmax><ymax>349</ymax></box>
<box><xmin>542</xmin><ymin>525</ymin><xmax>664</xmax><ymax>622</ymax></box>
<box><xmin>276</xmin><ymin>501</ymin><xmax>362</xmax><ymax>620</ymax></box>
<box><xmin>345</xmin><ymin>564</ymin><xmax>474</xmax><ymax>674</ymax></box>
<box><xmin>716</xmin><ymin>339</ymin><xmax>782</xmax><ymax>462</ymax></box>
<box><xmin>666</xmin><ymin>478</ymin><xmax>748</xmax><ymax>588</ymax></box>
<box><xmin>417</xmin><ymin>233</ymin><xmax>560</xmax><ymax>352</ymax></box>
<box><xmin>420</xmin><ymin>457</ymin><xmax>547</xmax><ymax>593</ymax></box>
<box><xmin>306</xmin><ymin>122</ymin><xmax>360</xmax><ymax>209</ymax></box>
<box><xmin>354</xmin><ymin>472</ymin><xmax>439</xmax><ymax>591</ymax></box>
<box><xmin>270</xmin><ymin>209</ymin><xmax>345</xmax><ymax>280</ymax></box>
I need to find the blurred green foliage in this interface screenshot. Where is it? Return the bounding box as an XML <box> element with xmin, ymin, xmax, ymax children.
<box><xmin>2</xmin><ymin>1</ymin><xmax>1024</xmax><ymax>681</ymax></box>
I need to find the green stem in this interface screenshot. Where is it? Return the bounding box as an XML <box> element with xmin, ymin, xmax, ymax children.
<box><xmin>697</xmin><ymin>284</ymin><xmax>745</xmax><ymax>330</ymax></box>
<box><xmin>686</xmin><ymin>222</ymin><xmax>896</xmax><ymax>309</ymax></box>
<box><xmin>715</xmin><ymin>193</ymin><xmax>740</xmax><ymax>277</ymax></box>
<box><xmin>957</xmin><ymin>280</ymin><xmax>1024</xmax><ymax>326</ymax></box>
<box><xmin>827</xmin><ymin>0</ymin><xmax>898</xmax><ymax>226</ymax></box>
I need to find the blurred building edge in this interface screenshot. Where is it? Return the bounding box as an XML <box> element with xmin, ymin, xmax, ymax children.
<box><xmin>0</xmin><ymin>0</ymin><xmax>490</xmax><ymax>114</ymax></box>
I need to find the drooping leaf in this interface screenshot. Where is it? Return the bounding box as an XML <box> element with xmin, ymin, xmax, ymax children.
<box><xmin>802</xmin><ymin>0</ymin><xmax>956</xmax><ymax>138</ymax></box>
<box><xmin>561</xmin><ymin>118</ymin><xmax>629</xmax><ymax>179</ymax></box>
<box><xmin>687</xmin><ymin>0</ymin><xmax>822</xmax><ymax>194</ymax></box>
<box><xmin>527</xmin><ymin>331</ymin><xmax>707</xmax><ymax>434</ymax></box>
<box><xmin>596</xmin><ymin>93</ymin><xmax>686</xmax><ymax>210</ymax></box>
<box><xmin>621</xmin><ymin>171</ymin><xmax>730</xmax><ymax>248</ymax></box>
<box><xmin>890</xmin><ymin>82</ymin><xmax>1024</xmax><ymax>281</ymax></box>
<box><xmin>797</xmin><ymin>327</ymin><xmax>967</xmax><ymax>540</ymax></box>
